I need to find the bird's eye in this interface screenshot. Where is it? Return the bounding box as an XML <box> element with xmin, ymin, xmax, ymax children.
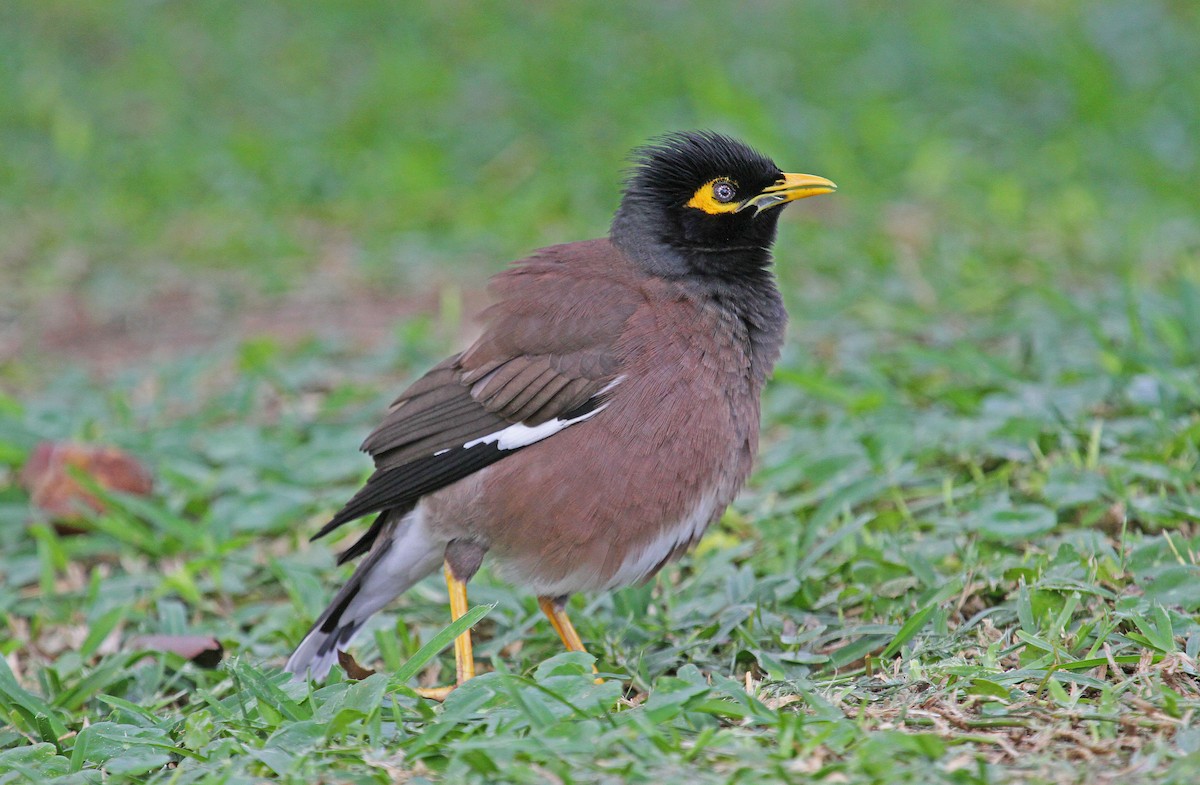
<box><xmin>685</xmin><ymin>178</ymin><xmax>742</xmax><ymax>214</ymax></box>
<box><xmin>712</xmin><ymin>181</ymin><xmax>737</xmax><ymax>203</ymax></box>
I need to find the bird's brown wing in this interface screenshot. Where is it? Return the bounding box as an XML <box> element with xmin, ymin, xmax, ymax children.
<box><xmin>312</xmin><ymin>245</ymin><xmax>640</xmax><ymax>559</ymax></box>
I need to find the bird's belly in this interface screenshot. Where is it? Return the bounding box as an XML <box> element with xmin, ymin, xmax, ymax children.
<box><xmin>488</xmin><ymin>485</ymin><xmax>723</xmax><ymax>597</ymax></box>
<box><xmin>467</xmin><ymin>395</ymin><xmax>752</xmax><ymax>596</ymax></box>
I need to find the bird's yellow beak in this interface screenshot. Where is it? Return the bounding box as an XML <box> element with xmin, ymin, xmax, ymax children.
<box><xmin>738</xmin><ymin>172</ymin><xmax>837</xmax><ymax>214</ymax></box>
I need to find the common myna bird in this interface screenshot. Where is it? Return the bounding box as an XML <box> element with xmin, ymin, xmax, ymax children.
<box><xmin>286</xmin><ymin>131</ymin><xmax>836</xmax><ymax>695</ymax></box>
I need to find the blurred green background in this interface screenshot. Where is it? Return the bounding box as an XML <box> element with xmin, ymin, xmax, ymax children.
<box><xmin>3</xmin><ymin>2</ymin><xmax>1200</xmax><ymax>782</ymax></box>
<box><xmin>3</xmin><ymin>0</ymin><xmax>1197</xmax><ymax>342</ymax></box>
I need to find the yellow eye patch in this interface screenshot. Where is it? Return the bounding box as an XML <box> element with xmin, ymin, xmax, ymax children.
<box><xmin>685</xmin><ymin>179</ymin><xmax>740</xmax><ymax>214</ymax></box>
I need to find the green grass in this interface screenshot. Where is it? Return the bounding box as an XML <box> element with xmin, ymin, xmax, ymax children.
<box><xmin>3</xmin><ymin>1</ymin><xmax>1200</xmax><ymax>783</ymax></box>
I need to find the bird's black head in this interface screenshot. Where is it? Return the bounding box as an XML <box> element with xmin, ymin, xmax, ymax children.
<box><xmin>610</xmin><ymin>131</ymin><xmax>835</xmax><ymax>280</ymax></box>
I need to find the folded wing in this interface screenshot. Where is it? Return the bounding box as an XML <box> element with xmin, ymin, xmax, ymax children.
<box><xmin>312</xmin><ymin>247</ymin><xmax>639</xmax><ymax>562</ymax></box>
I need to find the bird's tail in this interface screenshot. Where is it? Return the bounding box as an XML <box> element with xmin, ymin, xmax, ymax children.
<box><xmin>285</xmin><ymin>507</ymin><xmax>444</xmax><ymax>681</ymax></box>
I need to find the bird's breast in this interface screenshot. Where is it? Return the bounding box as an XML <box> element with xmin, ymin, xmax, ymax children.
<box><xmin>456</xmin><ymin>293</ymin><xmax>765</xmax><ymax>595</ymax></box>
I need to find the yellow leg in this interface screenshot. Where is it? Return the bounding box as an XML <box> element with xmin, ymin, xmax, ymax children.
<box><xmin>538</xmin><ymin>596</ymin><xmax>602</xmax><ymax>683</ymax></box>
<box><xmin>415</xmin><ymin>562</ymin><xmax>476</xmax><ymax>701</ymax></box>
<box><xmin>447</xmin><ymin>565</ymin><xmax>475</xmax><ymax>684</ymax></box>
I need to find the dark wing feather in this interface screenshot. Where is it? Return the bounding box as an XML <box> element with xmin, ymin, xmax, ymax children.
<box><xmin>314</xmin><ymin>440</ymin><xmax>507</xmax><ymax>539</ymax></box>
<box><xmin>311</xmin><ymin>242</ymin><xmax>641</xmax><ymax>551</ymax></box>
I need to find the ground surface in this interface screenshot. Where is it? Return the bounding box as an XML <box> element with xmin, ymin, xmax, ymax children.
<box><xmin>2</xmin><ymin>2</ymin><xmax>1200</xmax><ymax>783</ymax></box>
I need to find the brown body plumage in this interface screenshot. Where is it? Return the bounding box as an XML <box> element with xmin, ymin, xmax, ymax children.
<box><xmin>286</xmin><ymin>132</ymin><xmax>834</xmax><ymax>684</ymax></box>
<box><xmin>424</xmin><ymin>238</ymin><xmax>781</xmax><ymax>597</ymax></box>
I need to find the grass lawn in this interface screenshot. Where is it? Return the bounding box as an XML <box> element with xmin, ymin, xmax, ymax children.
<box><xmin>2</xmin><ymin>1</ymin><xmax>1200</xmax><ymax>783</ymax></box>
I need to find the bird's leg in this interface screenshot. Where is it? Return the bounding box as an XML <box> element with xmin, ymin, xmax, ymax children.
<box><xmin>538</xmin><ymin>596</ymin><xmax>603</xmax><ymax>683</ymax></box>
<box><xmin>414</xmin><ymin>561</ymin><xmax>475</xmax><ymax>701</ymax></box>
<box><xmin>538</xmin><ymin>596</ymin><xmax>587</xmax><ymax>652</ymax></box>
<box><xmin>447</xmin><ymin>565</ymin><xmax>475</xmax><ymax>684</ymax></box>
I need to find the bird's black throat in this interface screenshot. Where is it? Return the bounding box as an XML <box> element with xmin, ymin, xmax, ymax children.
<box><xmin>609</xmin><ymin>200</ymin><xmax>783</xmax><ymax>279</ymax></box>
<box><xmin>610</xmin><ymin>214</ymin><xmax>787</xmax><ymax>382</ymax></box>
<box><xmin>697</xmin><ymin>261</ymin><xmax>788</xmax><ymax>384</ymax></box>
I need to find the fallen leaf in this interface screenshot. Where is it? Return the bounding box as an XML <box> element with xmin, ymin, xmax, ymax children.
<box><xmin>337</xmin><ymin>649</ymin><xmax>376</xmax><ymax>680</ymax></box>
<box><xmin>20</xmin><ymin>441</ymin><xmax>154</xmax><ymax>528</ymax></box>
<box><xmin>128</xmin><ymin>635</ymin><xmax>223</xmax><ymax>668</ymax></box>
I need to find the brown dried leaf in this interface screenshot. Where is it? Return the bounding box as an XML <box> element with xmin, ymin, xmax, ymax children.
<box><xmin>128</xmin><ymin>635</ymin><xmax>223</xmax><ymax>668</ymax></box>
<box><xmin>337</xmin><ymin>649</ymin><xmax>376</xmax><ymax>680</ymax></box>
<box><xmin>20</xmin><ymin>441</ymin><xmax>154</xmax><ymax>527</ymax></box>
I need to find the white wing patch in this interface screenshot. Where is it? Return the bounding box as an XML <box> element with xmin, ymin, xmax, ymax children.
<box><xmin>463</xmin><ymin>403</ymin><xmax>607</xmax><ymax>451</ymax></box>
<box><xmin>458</xmin><ymin>375</ymin><xmax>625</xmax><ymax>453</ymax></box>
